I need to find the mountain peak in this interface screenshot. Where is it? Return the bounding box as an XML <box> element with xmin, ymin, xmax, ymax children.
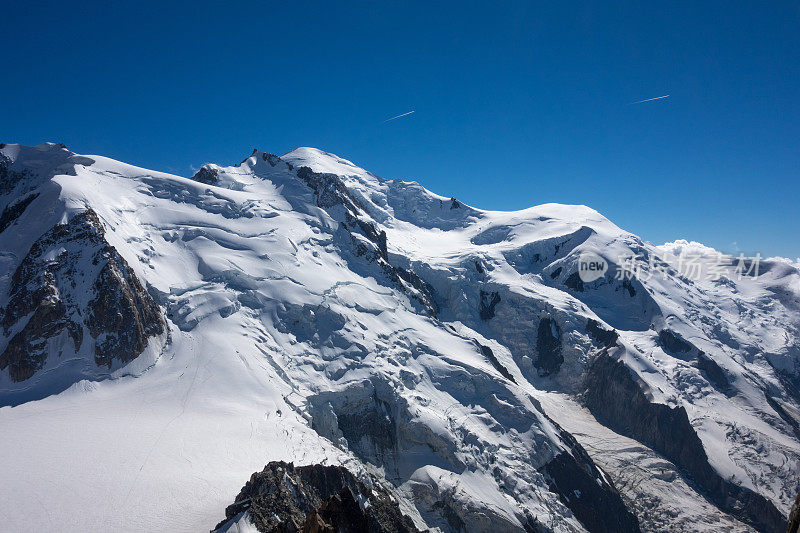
<box><xmin>0</xmin><ymin>141</ymin><xmax>798</xmax><ymax>532</ymax></box>
<box><xmin>280</xmin><ymin>146</ymin><xmax>372</xmax><ymax>178</ymax></box>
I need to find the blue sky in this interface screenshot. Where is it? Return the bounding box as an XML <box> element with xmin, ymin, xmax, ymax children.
<box><xmin>3</xmin><ymin>1</ymin><xmax>798</xmax><ymax>257</ymax></box>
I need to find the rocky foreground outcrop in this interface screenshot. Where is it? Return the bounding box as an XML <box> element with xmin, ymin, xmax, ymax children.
<box><xmin>214</xmin><ymin>461</ymin><xmax>420</xmax><ymax>533</ymax></box>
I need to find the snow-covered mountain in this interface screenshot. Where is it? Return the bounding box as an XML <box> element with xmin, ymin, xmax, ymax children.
<box><xmin>0</xmin><ymin>142</ymin><xmax>798</xmax><ymax>532</ymax></box>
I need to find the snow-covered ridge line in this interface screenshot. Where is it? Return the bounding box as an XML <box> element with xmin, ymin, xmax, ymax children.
<box><xmin>0</xmin><ymin>141</ymin><xmax>798</xmax><ymax>532</ymax></box>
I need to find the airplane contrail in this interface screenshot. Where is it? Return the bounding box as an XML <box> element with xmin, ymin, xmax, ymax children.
<box><xmin>628</xmin><ymin>94</ymin><xmax>670</xmax><ymax>105</ymax></box>
<box><xmin>382</xmin><ymin>110</ymin><xmax>415</xmax><ymax>123</ymax></box>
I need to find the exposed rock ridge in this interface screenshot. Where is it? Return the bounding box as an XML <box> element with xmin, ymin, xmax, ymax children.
<box><xmin>584</xmin><ymin>353</ymin><xmax>787</xmax><ymax>532</ymax></box>
<box><xmin>294</xmin><ymin>165</ymin><xmax>438</xmax><ymax>315</ymax></box>
<box><xmin>214</xmin><ymin>461</ymin><xmax>420</xmax><ymax>533</ymax></box>
<box><xmin>539</xmin><ymin>414</ymin><xmax>642</xmax><ymax>533</ymax></box>
<box><xmin>0</xmin><ymin>209</ymin><xmax>164</xmax><ymax>381</ymax></box>
<box><xmin>190</xmin><ymin>166</ymin><xmax>219</xmax><ymax>185</ymax></box>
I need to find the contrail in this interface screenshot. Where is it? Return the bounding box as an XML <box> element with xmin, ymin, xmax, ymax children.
<box><xmin>628</xmin><ymin>94</ymin><xmax>670</xmax><ymax>105</ymax></box>
<box><xmin>382</xmin><ymin>110</ymin><xmax>415</xmax><ymax>123</ymax></box>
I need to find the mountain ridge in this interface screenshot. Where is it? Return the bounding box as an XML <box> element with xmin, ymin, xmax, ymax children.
<box><xmin>0</xmin><ymin>141</ymin><xmax>798</xmax><ymax>532</ymax></box>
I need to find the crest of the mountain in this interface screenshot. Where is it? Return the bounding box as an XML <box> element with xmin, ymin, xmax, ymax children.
<box><xmin>0</xmin><ymin>142</ymin><xmax>798</xmax><ymax>532</ymax></box>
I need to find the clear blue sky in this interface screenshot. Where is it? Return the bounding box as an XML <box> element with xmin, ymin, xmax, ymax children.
<box><xmin>3</xmin><ymin>1</ymin><xmax>798</xmax><ymax>257</ymax></box>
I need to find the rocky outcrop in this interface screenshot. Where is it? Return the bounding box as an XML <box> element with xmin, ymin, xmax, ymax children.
<box><xmin>540</xmin><ymin>426</ymin><xmax>641</xmax><ymax>533</ymax></box>
<box><xmin>214</xmin><ymin>461</ymin><xmax>420</xmax><ymax>533</ymax></box>
<box><xmin>296</xmin><ymin>165</ymin><xmax>365</xmax><ymax>213</ymax></box>
<box><xmin>479</xmin><ymin>290</ymin><xmax>501</xmax><ymax>320</ymax></box>
<box><xmin>695</xmin><ymin>352</ymin><xmax>731</xmax><ymax>393</ymax></box>
<box><xmin>296</xmin><ymin>165</ymin><xmax>438</xmax><ymax>315</ymax></box>
<box><xmin>585</xmin><ymin>319</ymin><xmax>618</xmax><ymax>348</ymax></box>
<box><xmin>190</xmin><ymin>166</ymin><xmax>219</xmax><ymax>185</ymax></box>
<box><xmin>86</xmin><ymin>239</ymin><xmax>165</xmax><ymax>368</ymax></box>
<box><xmin>0</xmin><ymin>209</ymin><xmax>163</xmax><ymax>381</ymax></box>
<box><xmin>0</xmin><ymin>152</ymin><xmax>17</xmax><ymax>194</ymax></box>
<box><xmin>584</xmin><ymin>353</ymin><xmax>786</xmax><ymax>532</ymax></box>
<box><xmin>261</xmin><ymin>151</ymin><xmax>284</xmax><ymax>167</ymax></box>
<box><xmin>0</xmin><ymin>283</ymin><xmax>76</xmax><ymax>381</ymax></box>
<box><xmin>535</xmin><ymin>317</ymin><xmax>563</xmax><ymax>375</ymax></box>
<box><xmin>657</xmin><ymin>329</ymin><xmax>694</xmax><ymax>356</ymax></box>
<box><xmin>0</xmin><ymin>192</ymin><xmax>38</xmax><ymax>233</ymax></box>
<box><xmin>477</xmin><ymin>341</ymin><xmax>516</xmax><ymax>383</ymax></box>
<box><xmin>788</xmin><ymin>487</ymin><xmax>800</xmax><ymax>533</ymax></box>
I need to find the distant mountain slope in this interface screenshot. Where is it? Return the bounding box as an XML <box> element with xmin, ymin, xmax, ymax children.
<box><xmin>0</xmin><ymin>142</ymin><xmax>797</xmax><ymax>532</ymax></box>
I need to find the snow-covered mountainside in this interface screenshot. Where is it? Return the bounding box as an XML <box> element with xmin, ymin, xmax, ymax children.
<box><xmin>0</xmin><ymin>142</ymin><xmax>798</xmax><ymax>532</ymax></box>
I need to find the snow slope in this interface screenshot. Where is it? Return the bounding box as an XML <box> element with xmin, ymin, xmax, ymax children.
<box><xmin>0</xmin><ymin>142</ymin><xmax>798</xmax><ymax>532</ymax></box>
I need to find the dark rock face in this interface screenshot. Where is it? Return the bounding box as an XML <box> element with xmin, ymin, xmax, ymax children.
<box><xmin>766</xmin><ymin>396</ymin><xmax>800</xmax><ymax>438</ymax></box>
<box><xmin>477</xmin><ymin>341</ymin><xmax>516</xmax><ymax>383</ymax></box>
<box><xmin>584</xmin><ymin>354</ymin><xmax>787</xmax><ymax>532</ymax></box>
<box><xmin>541</xmin><ymin>432</ymin><xmax>641</xmax><ymax>533</ymax></box>
<box><xmin>214</xmin><ymin>461</ymin><xmax>420</xmax><ymax>533</ymax></box>
<box><xmin>564</xmin><ymin>271</ymin><xmax>584</xmax><ymax>292</ymax></box>
<box><xmin>344</xmin><ymin>212</ymin><xmax>389</xmax><ymax>261</ymax></box>
<box><xmin>296</xmin><ymin>165</ymin><xmax>438</xmax><ymax>316</ymax></box>
<box><xmin>297</xmin><ymin>166</ymin><xmax>364</xmax><ymax>213</ymax></box>
<box><xmin>788</xmin><ymin>487</ymin><xmax>800</xmax><ymax>533</ymax></box>
<box><xmin>86</xmin><ymin>245</ymin><xmax>165</xmax><ymax>368</ymax></box>
<box><xmin>390</xmin><ymin>263</ymin><xmax>438</xmax><ymax>316</ymax></box>
<box><xmin>657</xmin><ymin>329</ymin><xmax>694</xmax><ymax>355</ymax></box>
<box><xmin>0</xmin><ymin>209</ymin><xmax>164</xmax><ymax>381</ymax></box>
<box><xmin>0</xmin><ymin>152</ymin><xmax>15</xmax><ymax>193</ymax></box>
<box><xmin>620</xmin><ymin>278</ymin><xmax>636</xmax><ymax>297</ymax></box>
<box><xmin>585</xmin><ymin>319</ymin><xmax>618</xmax><ymax>348</ymax></box>
<box><xmin>535</xmin><ymin>317</ymin><xmax>563</xmax><ymax>375</ymax></box>
<box><xmin>190</xmin><ymin>166</ymin><xmax>219</xmax><ymax>185</ymax></box>
<box><xmin>0</xmin><ymin>284</ymin><xmax>75</xmax><ymax>381</ymax></box>
<box><xmin>335</xmin><ymin>393</ymin><xmax>397</xmax><ymax>461</ymax></box>
<box><xmin>479</xmin><ymin>290</ymin><xmax>501</xmax><ymax>320</ymax></box>
<box><xmin>0</xmin><ymin>192</ymin><xmax>38</xmax><ymax>233</ymax></box>
<box><xmin>261</xmin><ymin>152</ymin><xmax>283</xmax><ymax>166</ymax></box>
<box><xmin>696</xmin><ymin>352</ymin><xmax>731</xmax><ymax>394</ymax></box>
<box><xmin>0</xmin><ymin>152</ymin><xmax>35</xmax><ymax>196</ymax></box>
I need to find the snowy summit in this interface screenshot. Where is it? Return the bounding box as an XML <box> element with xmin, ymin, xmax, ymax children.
<box><xmin>0</xmin><ymin>142</ymin><xmax>798</xmax><ymax>532</ymax></box>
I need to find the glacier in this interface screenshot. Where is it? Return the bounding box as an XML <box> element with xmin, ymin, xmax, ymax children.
<box><xmin>0</xmin><ymin>142</ymin><xmax>798</xmax><ymax>532</ymax></box>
